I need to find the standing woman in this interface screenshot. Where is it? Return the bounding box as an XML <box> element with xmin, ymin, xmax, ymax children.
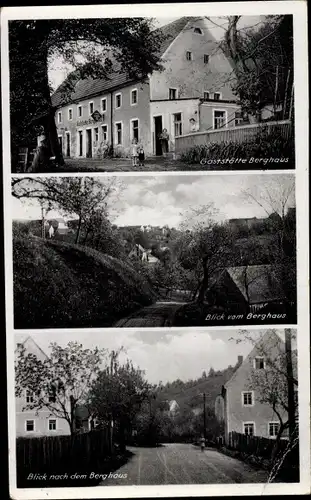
<box><xmin>159</xmin><ymin>128</ymin><xmax>169</xmax><ymax>157</ymax></box>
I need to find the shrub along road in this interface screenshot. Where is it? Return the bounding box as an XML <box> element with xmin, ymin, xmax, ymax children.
<box><xmin>101</xmin><ymin>443</ymin><xmax>268</xmax><ymax>485</ymax></box>
<box><xmin>113</xmin><ymin>301</ymin><xmax>185</xmax><ymax>327</ymax></box>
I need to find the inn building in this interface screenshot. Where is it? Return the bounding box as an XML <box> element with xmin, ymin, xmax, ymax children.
<box><xmin>51</xmin><ymin>17</ymin><xmax>241</xmax><ymax>159</ymax></box>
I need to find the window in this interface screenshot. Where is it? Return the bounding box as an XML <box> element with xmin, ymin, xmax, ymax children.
<box><xmin>254</xmin><ymin>356</ymin><xmax>266</xmax><ymax>370</ymax></box>
<box><xmin>26</xmin><ymin>390</ymin><xmax>34</xmax><ymax>403</ymax></box>
<box><xmin>169</xmin><ymin>88</ymin><xmax>177</xmax><ymax>100</ymax></box>
<box><xmin>235</xmin><ymin>111</ymin><xmax>243</xmax><ymax>126</ymax></box>
<box><xmin>101</xmin><ymin>124</ymin><xmax>108</xmax><ymax>142</ymax></box>
<box><xmin>213</xmin><ymin>110</ymin><xmax>226</xmax><ymax>129</ymax></box>
<box><xmin>57</xmin><ymin>111</ymin><xmax>62</xmax><ymax>123</ymax></box>
<box><xmin>203</xmin><ymin>91</ymin><xmax>210</xmax><ymax>101</ymax></box>
<box><xmin>131</xmin><ymin>119</ymin><xmax>139</xmax><ymax>141</ymax></box>
<box><xmin>269</xmin><ymin>422</ymin><xmax>280</xmax><ymax>437</ymax></box>
<box><xmin>68</xmin><ymin>108</ymin><xmax>73</xmax><ymax>120</ymax></box>
<box><xmin>77</xmin><ymin>105</ymin><xmax>82</xmax><ymax>118</ymax></box>
<box><xmin>101</xmin><ymin>98</ymin><xmax>107</xmax><ymax>112</ymax></box>
<box><xmin>26</xmin><ymin>420</ymin><xmax>34</xmax><ymax>432</ymax></box>
<box><xmin>115</xmin><ymin>122</ymin><xmax>122</xmax><ymax>145</ymax></box>
<box><xmin>78</xmin><ymin>130</ymin><xmax>83</xmax><ymax>156</ymax></box>
<box><xmin>242</xmin><ymin>391</ymin><xmax>254</xmax><ymax>406</ymax></box>
<box><xmin>94</xmin><ymin>127</ymin><xmax>99</xmax><ymax>143</ymax></box>
<box><xmin>49</xmin><ymin>419</ymin><xmax>57</xmax><ymax>431</ymax></box>
<box><xmin>115</xmin><ymin>93</ymin><xmax>122</xmax><ymax>109</ymax></box>
<box><xmin>173</xmin><ymin>112</ymin><xmax>182</xmax><ymax>137</ymax></box>
<box><xmin>204</xmin><ymin>54</ymin><xmax>209</xmax><ymax>64</ymax></box>
<box><xmin>186</xmin><ymin>51</ymin><xmax>193</xmax><ymax>61</ymax></box>
<box><xmin>214</xmin><ymin>92</ymin><xmax>221</xmax><ymax>100</ymax></box>
<box><xmin>89</xmin><ymin>102</ymin><xmax>94</xmax><ymax>115</ymax></box>
<box><xmin>243</xmin><ymin>422</ymin><xmax>255</xmax><ymax>436</ymax></box>
<box><xmin>194</xmin><ymin>27</ymin><xmax>203</xmax><ymax>35</ymax></box>
<box><xmin>131</xmin><ymin>89</ymin><xmax>138</xmax><ymax>105</ymax></box>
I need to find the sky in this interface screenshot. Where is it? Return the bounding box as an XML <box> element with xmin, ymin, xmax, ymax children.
<box><xmin>48</xmin><ymin>15</ymin><xmax>264</xmax><ymax>90</ymax></box>
<box><xmin>12</xmin><ymin>174</ymin><xmax>296</xmax><ymax>227</ymax></box>
<box><xmin>15</xmin><ymin>329</ymin><xmax>287</xmax><ymax>385</ymax></box>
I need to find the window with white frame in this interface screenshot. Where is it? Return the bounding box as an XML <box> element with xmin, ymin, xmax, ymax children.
<box><xmin>194</xmin><ymin>27</ymin><xmax>203</xmax><ymax>35</ymax></box>
<box><xmin>26</xmin><ymin>389</ymin><xmax>34</xmax><ymax>403</ymax></box>
<box><xmin>131</xmin><ymin>119</ymin><xmax>139</xmax><ymax>141</ymax></box>
<box><xmin>186</xmin><ymin>51</ymin><xmax>193</xmax><ymax>61</ymax></box>
<box><xmin>89</xmin><ymin>102</ymin><xmax>94</xmax><ymax>115</ymax></box>
<box><xmin>68</xmin><ymin>108</ymin><xmax>73</xmax><ymax>120</ymax></box>
<box><xmin>115</xmin><ymin>93</ymin><xmax>122</xmax><ymax>109</ymax></box>
<box><xmin>94</xmin><ymin>127</ymin><xmax>99</xmax><ymax>143</ymax></box>
<box><xmin>243</xmin><ymin>422</ymin><xmax>255</xmax><ymax>436</ymax></box>
<box><xmin>26</xmin><ymin>420</ymin><xmax>35</xmax><ymax>432</ymax></box>
<box><xmin>173</xmin><ymin>113</ymin><xmax>182</xmax><ymax>137</ymax></box>
<box><xmin>242</xmin><ymin>391</ymin><xmax>254</xmax><ymax>406</ymax></box>
<box><xmin>102</xmin><ymin>124</ymin><xmax>108</xmax><ymax>142</ymax></box>
<box><xmin>49</xmin><ymin>419</ymin><xmax>57</xmax><ymax>431</ymax></box>
<box><xmin>131</xmin><ymin>89</ymin><xmax>138</xmax><ymax>105</ymax></box>
<box><xmin>101</xmin><ymin>98</ymin><xmax>107</xmax><ymax>112</ymax></box>
<box><xmin>204</xmin><ymin>54</ymin><xmax>209</xmax><ymax>64</ymax></box>
<box><xmin>269</xmin><ymin>422</ymin><xmax>280</xmax><ymax>437</ymax></box>
<box><xmin>213</xmin><ymin>110</ymin><xmax>226</xmax><ymax>129</ymax></box>
<box><xmin>115</xmin><ymin>122</ymin><xmax>122</xmax><ymax>145</ymax></box>
<box><xmin>57</xmin><ymin>111</ymin><xmax>62</xmax><ymax>123</ymax></box>
<box><xmin>203</xmin><ymin>91</ymin><xmax>210</xmax><ymax>101</ymax></box>
<box><xmin>77</xmin><ymin>105</ymin><xmax>82</xmax><ymax>118</ymax></box>
<box><xmin>254</xmin><ymin>356</ymin><xmax>266</xmax><ymax>370</ymax></box>
<box><xmin>169</xmin><ymin>88</ymin><xmax>177</xmax><ymax>100</ymax></box>
<box><xmin>235</xmin><ymin>111</ymin><xmax>243</xmax><ymax>126</ymax></box>
<box><xmin>214</xmin><ymin>92</ymin><xmax>221</xmax><ymax>100</ymax></box>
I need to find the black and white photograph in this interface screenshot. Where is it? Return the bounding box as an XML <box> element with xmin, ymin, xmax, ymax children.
<box><xmin>12</xmin><ymin>173</ymin><xmax>296</xmax><ymax>329</ymax></box>
<box><xmin>9</xmin><ymin>15</ymin><xmax>294</xmax><ymax>173</ymax></box>
<box><xmin>14</xmin><ymin>328</ymin><xmax>299</xmax><ymax>487</ymax></box>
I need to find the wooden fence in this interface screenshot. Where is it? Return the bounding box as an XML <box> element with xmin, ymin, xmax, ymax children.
<box><xmin>175</xmin><ymin>120</ymin><xmax>292</xmax><ymax>154</ymax></box>
<box><xmin>16</xmin><ymin>428</ymin><xmax>112</xmax><ymax>477</ymax></box>
<box><xmin>228</xmin><ymin>431</ymin><xmax>288</xmax><ymax>458</ymax></box>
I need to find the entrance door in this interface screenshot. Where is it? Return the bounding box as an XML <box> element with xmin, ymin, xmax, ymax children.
<box><xmin>66</xmin><ymin>133</ymin><xmax>71</xmax><ymax>157</ymax></box>
<box><xmin>86</xmin><ymin>129</ymin><xmax>92</xmax><ymax>158</ymax></box>
<box><xmin>78</xmin><ymin>131</ymin><xmax>83</xmax><ymax>156</ymax></box>
<box><xmin>58</xmin><ymin>136</ymin><xmax>63</xmax><ymax>154</ymax></box>
<box><xmin>154</xmin><ymin>116</ymin><xmax>163</xmax><ymax>155</ymax></box>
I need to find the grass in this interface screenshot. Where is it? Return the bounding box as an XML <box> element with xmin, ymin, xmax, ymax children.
<box><xmin>13</xmin><ymin>236</ymin><xmax>155</xmax><ymax>329</ymax></box>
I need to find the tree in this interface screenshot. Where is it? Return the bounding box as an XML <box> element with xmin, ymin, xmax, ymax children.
<box><xmin>12</xmin><ymin>176</ymin><xmax>119</xmax><ymax>244</ymax></box>
<box><xmin>88</xmin><ymin>352</ymin><xmax>153</xmax><ymax>451</ymax></box>
<box><xmin>9</xmin><ymin>19</ymin><xmax>164</xmax><ymax>166</ymax></box>
<box><xmin>15</xmin><ymin>341</ymin><xmax>107</xmax><ymax>434</ymax></box>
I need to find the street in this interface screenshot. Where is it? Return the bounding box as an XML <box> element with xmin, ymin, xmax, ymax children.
<box><xmin>114</xmin><ymin>301</ymin><xmax>185</xmax><ymax>327</ymax></box>
<box><xmin>101</xmin><ymin>444</ymin><xmax>268</xmax><ymax>485</ymax></box>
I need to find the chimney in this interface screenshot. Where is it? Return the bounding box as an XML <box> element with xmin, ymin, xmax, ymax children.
<box><xmin>237</xmin><ymin>355</ymin><xmax>243</xmax><ymax>366</ymax></box>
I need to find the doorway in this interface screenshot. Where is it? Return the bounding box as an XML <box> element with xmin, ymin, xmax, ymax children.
<box><xmin>78</xmin><ymin>131</ymin><xmax>83</xmax><ymax>156</ymax></box>
<box><xmin>58</xmin><ymin>136</ymin><xmax>63</xmax><ymax>154</ymax></box>
<box><xmin>154</xmin><ymin>116</ymin><xmax>163</xmax><ymax>155</ymax></box>
<box><xmin>65</xmin><ymin>132</ymin><xmax>71</xmax><ymax>157</ymax></box>
<box><xmin>86</xmin><ymin>129</ymin><xmax>92</xmax><ymax>158</ymax></box>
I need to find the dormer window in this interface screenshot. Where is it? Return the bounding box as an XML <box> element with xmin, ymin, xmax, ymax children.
<box><xmin>186</xmin><ymin>51</ymin><xmax>193</xmax><ymax>61</ymax></box>
<box><xmin>194</xmin><ymin>27</ymin><xmax>203</xmax><ymax>35</ymax></box>
<box><xmin>204</xmin><ymin>54</ymin><xmax>209</xmax><ymax>64</ymax></box>
<box><xmin>214</xmin><ymin>92</ymin><xmax>221</xmax><ymax>101</ymax></box>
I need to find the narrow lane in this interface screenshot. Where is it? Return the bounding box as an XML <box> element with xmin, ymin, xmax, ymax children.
<box><xmin>113</xmin><ymin>302</ymin><xmax>185</xmax><ymax>327</ymax></box>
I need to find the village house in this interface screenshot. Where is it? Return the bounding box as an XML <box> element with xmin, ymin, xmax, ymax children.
<box><xmin>215</xmin><ymin>331</ymin><xmax>297</xmax><ymax>444</ymax></box>
<box><xmin>15</xmin><ymin>337</ymin><xmax>71</xmax><ymax>438</ymax></box>
<box><xmin>51</xmin><ymin>17</ymin><xmax>240</xmax><ymax>158</ymax></box>
<box><xmin>128</xmin><ymin>243</ymin><xmax>160</xmax><ymax>264</ymax></box>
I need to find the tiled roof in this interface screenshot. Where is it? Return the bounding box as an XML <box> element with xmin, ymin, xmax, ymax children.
<box><xmin>51</xmin><ymin>17</ymin><xmax>194</xmax><ymax>108</ymax></box>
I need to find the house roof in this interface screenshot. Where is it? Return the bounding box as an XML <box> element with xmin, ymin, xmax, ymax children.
<box><xmin>226</xmin><ymin>265</ymin><xmax>285</xmax><ymax>304</ymax></box>
<box><xmin>15</xmin><ymin>336</ymin><xmax>48</xmax><ymax>360</ymax></box>
<box><xmin>51</xmin><ymin>17</ymin><xmax>194</xmax><ymax>108</ymax></box>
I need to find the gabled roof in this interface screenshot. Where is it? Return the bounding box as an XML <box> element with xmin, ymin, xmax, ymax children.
<box><xmin>51</xmin><ymin>17</ymin><xmax>195</xmax><ymax>108</ymax></box>
<box><xmin>15</xmin><ymin>336</ymin><xmax>48</xmax><ymax>360</ymax></box>
<box><xmin>226</xmin><ymin>264</ymin><xmax>285</xmax><ymax>305</ymax></box>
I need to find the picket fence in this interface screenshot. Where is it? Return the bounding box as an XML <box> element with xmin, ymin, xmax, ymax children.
<box><xmin>16</xmin><ymin>428</ymin><xmax>112</xmax><ymax>476</ymax></box>
<box><xmin>228</xmin><ymin>431</ymin><xmax>288</xmax><ymax>458</ymax></box>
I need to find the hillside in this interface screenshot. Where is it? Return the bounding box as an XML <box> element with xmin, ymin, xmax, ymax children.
<box><xmin>156</xmin><ymin>365</ymin><xmax>238</xmax><ymax>411</ymax></box>
<box><xmin>13</xmin><ymin>236</ymin><xmax>155</xmax><ymax>329</ymax></box>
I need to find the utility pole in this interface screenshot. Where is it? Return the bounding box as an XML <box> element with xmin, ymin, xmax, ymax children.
<box><xmin>285</xmin><ymin>328</ymin><xmax>296</xmax><ymax>438</ymax></box>
<box><xmin>203</xmin><ymin>392</ymin><xmax>207</xmax><ymax>441</ymax></box>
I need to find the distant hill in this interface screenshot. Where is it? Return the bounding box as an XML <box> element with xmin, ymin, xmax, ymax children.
<box><xmin>156</xmin><ymin>364</ymin><xmax>239</xmax><ymax>411</ymax></box>
<box><xmin>13</xmin><ymin>236</ymin><xmax>155</xmax><ymax>329</ymax></box>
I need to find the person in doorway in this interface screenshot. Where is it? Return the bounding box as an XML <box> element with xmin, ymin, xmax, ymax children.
<box><xmin>131</xmin><ymin>138</ymin><xmax>139</xmax><ymax>167</ymax></box>
<box><xmin>189</xmin><ymin>117</ymin><xmax>199</xmax><ymax>132</ymax></box>
<box><xmin>138</xmin><ymin>144</ymin><xmax>145</xmax><ymax>167</ymax></box>
<box><xmin>200</xmin><ymin>435</ymin><xmax>206</xmax><ymax>452</ymax></box>
<box><xmin>159</xmin><ymin>128</ymin><xmax>169</xmax><ymax>157</ymax></box>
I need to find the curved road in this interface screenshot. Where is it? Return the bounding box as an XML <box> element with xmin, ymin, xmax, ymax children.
<box><xmin>101</xmin><ymin>444</ymin><xmax>268</xmax><ymax>485</ymax></box>
<box><xmin>114</xmin><ymin>302</ymin><xmax>185</xmax><ymax>327</ymax></box>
